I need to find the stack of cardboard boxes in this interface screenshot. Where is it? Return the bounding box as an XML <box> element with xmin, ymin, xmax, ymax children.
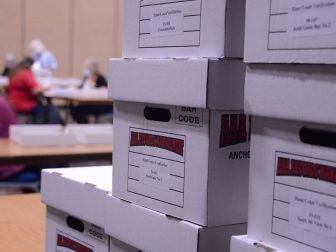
<box><xmin>41</xmin><ymin>1</ymin><xmax>251</xmax><ymax>251</ymax></box>
<box><xmin>107</xmin><ymin>0</ymin><xmax>250</xmax><ymax>251</ymax></box>
<box><xmin>231</xmin><ymin>1</ymin><xmax>336</xmax><ymax>251</ymax></box>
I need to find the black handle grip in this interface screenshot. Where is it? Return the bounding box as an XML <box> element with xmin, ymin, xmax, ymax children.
<box><xmin>299</xmin><ymin>127</ymin><xmax>336</xmax><ymax>149</ymax></box>
<box><xmin>66</xmin><ymin>216</ymin><xmax>85</xmax><ymax>233</ymax></box>
<box><xmin>144</xmin><ymin>106</ymin><xmax>171</xmax><ymax>122</ymax></box>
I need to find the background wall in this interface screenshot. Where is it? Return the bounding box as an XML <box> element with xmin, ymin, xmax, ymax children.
<box><xmin>0</xmin><ymin>0</ymin><xmax>122</xmax><ymax>78</ymax></box>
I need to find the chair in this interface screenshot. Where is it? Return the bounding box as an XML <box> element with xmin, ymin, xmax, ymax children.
<box><xmin>0</xmin><ymin>171</ymin><xmax>40</xmax><ymax>193</ymax></box>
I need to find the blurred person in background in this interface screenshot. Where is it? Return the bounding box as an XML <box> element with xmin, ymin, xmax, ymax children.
<box><xmin>71</xmin><ymin>58</ymin><xmax>112</xmax><ymax>123</ymax></box>
<box><xmin>7</xmin><ymin>57</ymin><xmax>63</xmax><ymax>124</ymax></box>
<box><xmin>0</xmin><ymin>96</ymin><xmax>25</xmax><ymax>180</ymax></box>
<box><xmin>80</xmin><ymin>58</ymin><xmax>108</xmax><ymax>90</ymax></box>
<box><xmin>1</xmin><ymin>53</ymin><xmax>16</xmax><ymax>76</ymax></box>
<box><xmin>28</xmin><ymin>39</ymin><xmax>58</xmax><ymax>76</ymax></box>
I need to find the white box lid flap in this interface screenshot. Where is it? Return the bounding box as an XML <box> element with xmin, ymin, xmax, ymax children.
<box><xmin>109</xmin><ymin>58</ymin><xmax>245</xmax><ymax>110</ymax></box>
<box><xmin>41</xmin><ymin>166</ymin><xmax>112</xmax><ymax>227</ymax></box>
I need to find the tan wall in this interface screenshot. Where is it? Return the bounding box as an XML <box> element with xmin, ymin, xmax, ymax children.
<box><xmin>0</xmin><ymin>0</ymin><xmax>122</xmax><ymax>78</ymax></box>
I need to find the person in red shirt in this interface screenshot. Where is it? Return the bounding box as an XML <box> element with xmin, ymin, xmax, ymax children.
<box><xmin>7</xmin><ymin>57</ymin><xmax>47</xmax><ymax>115</ymax></box>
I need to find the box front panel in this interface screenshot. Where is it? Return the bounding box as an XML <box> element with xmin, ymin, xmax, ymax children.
<box><xmin>249</xmin><ymin>117</ymin><xmax>336</xmax><ymax>252</ymax></box>
<box><xmin>139</xmin><ymin>0</ymin><xmax>202</xmax><ymax>48</ymax></box>
<box><xmin>113</xmin><ymin>102</ymin><xmax>210</xmax><ymax>225</ymax></box>
<box><xmin>268</xmin><ymin>0</ymin><xmax>336</xmax><ymax>50</ymax></box>
<box><xmin>46</xmin><ymin>207</ymin><xmax>109</xmax><ymax>252</ymax></box>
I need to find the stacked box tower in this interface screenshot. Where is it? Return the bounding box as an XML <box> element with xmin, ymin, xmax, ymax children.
<box><xmin>107</xmin><ymin>0</ymin><xmax>250</xmax><ymax>251</ymax></box>
<box><xmin>231</xmin><ymin>1</ymin><xmax>336</xmax><ymax>252</ymax></box>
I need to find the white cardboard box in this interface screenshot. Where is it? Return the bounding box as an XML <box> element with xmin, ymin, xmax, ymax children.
<box><xmin>245</xmin><ymin>64</ymin><xmax>336</xmax><ymax>126</ymax></box>
<box><xmin>230</xmin><ymin>235</ymin><xmax>284</xmax><ymax>252</ymax></box>
<box><xmin>247</xmin><ymin>116</ymin><xmax>336</xmax><ymax>252</ymax></box>
<box><xmin>9</xmin><ymin>125</ymin><xmax>76</xmax><ymax>147</ymax></box>
<box><xmin>105</xmin><ymin>194</ymin><xmax>247</xmax><ymax>252</ymax></box>
<box><xmin>67</xmin><ymin>124</ymin><xmax>113</xmax><ymax>145</ymax></box>
<box><xmin>112</xmin><ymin>101</ymin><xmax>250</xmax><ymax>226</ymax></box>
<box><xmin>108</xmin><ymin>58</ymin><xmax>246</xmax><ymax>110</ymax></box>
<box><xmin>41</xmin><ymin>166</ymin><xmax>138</xmax><ymax>252</ymax></box>
<box><xmin>123</xmin><ymin>0</ymin><xmax>245</xmax><ymax>58</ymax></box>
<box><xmin>244</xmin><ymin>0</ymin><xmax>336</xmax><ymax>64</ymax></box>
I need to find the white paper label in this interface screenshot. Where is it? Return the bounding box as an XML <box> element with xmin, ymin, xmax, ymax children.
<box><xmin>289</xmin><ymin>188</ymin><xmax>336</xmax><ymax>237</ymax></box>
<box><xmin>288</xmin><ymin>0</ymin><xmax>336</xmax><ymax>37</ymax></box>
<box><xmin>175</xmin><ymin>107</ymin><xmax>203</xmax><ymax>127</ymax></box>
<box><xmin>150</xmin><ymin>3</ymin><xmax>184</xmax><ymax>37</ymax></box>
<box><xmin>139</xmin><ymin>155</ymin><xmax>170</xmax><ymax>190</ymax></box>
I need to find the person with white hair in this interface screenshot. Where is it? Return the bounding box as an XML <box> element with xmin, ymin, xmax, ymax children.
<box><xmin>71</xmin><ymin>58</ymin><xmax>112</xmax><ymax>123</ymax></box>
<box><xmin>28</xmin><ymin>39</ymin><xmax>58</xmax><ymax>73</ymax></box>
<box><xmin>2</xmin><ymin>53</ymin><xmax>16</xmax><ymax>76</ymax></box>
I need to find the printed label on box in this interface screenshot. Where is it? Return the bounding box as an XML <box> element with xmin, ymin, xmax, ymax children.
<box><xmin>268</xmin><ymin>0</ymin><xmax>336</xmax><ymax>50</ymax></box>
<box><xmin>219</xmin><ymin>114</ymin><xmax>251</xmax><ymax>148</ymax></box>
<box><xmin>272</xmin><ymin>152</ymin><xmax>336</xmax><ymax>251</ymax></box>
<box><xmin>139</xmin><ymin>155</ymin><xmax>171</xmax><ymax>190</ymax></box>
<box><xmin>150</xmin><ymin>2</ymin><xmax>184</xmax><ymax>37</ymax></box>
<box><xmin>87</xmin><ymin>224</ymin><xmax>105</xmax><ymax>242</ymax></box>
<box><xmin>175</xmin><ymin>107</ymin><xmax>203</xmax><ymax>127</ymax></box>
<box><xmin>288</xmin><ymin>0</ymin><xmax>336</xmax><ymax>37</ymax></box>
<box><xmin>128</xmin><ymin>128</ymin><xmax>186</xmax><ymax>207</ymax></box>
<box><xmin>289</xmin><ymin>188</ymin><xmax>336</xmax><ymax>237</ymax></box>
<box><xmin>139</xmin><ymin>0</ymin><xmax>202</xmax><ymax>48</ymax></box>
<box><xmin>56</xmin><ymin>231</ymin><xmax>94</xmax><ymax>252</ymax></box>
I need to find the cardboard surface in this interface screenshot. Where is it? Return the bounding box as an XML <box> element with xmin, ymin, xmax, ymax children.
<box><xmin>230</xmin><ymin>235</ymin><xmax>284</xmax><ymax>252</ymax></box>
<box><xmin>248</xmin><ymin>116</ymin><xmax>336</xmax><ymax>252</ymax></box>
<box><xmin>67</xmin><ymin>124</ymin><xmax>113</xmax><ymax>145</ymax></box>
<box><xmin>244</xmin><ymin>0</ymin><xmax>336</xmax><ymax>64</ymax></box>
<box><xmin>46</xmin><ymin>206</ymin><xmax>109</xmax><ymax>252</ymax></box>
<box><xmin>123</xmin><ymin>0</ymin><xmax>245</xmax><ymax>58</ymax></box>
<box><xmin>42</xmin><ymin>166</ymin><xmax>139</xmax><ymax>252</ymax></box>
<box><xmin>105</xmin><ymin>194</ymin><xmax>247</xmax><ymax>252</ymax></box>
<box><xmin>41</xmin><ymin>166</ymin><xmax>112</xmax><ymax>228</ymax></box>
<box><xmin>245</xmin><ymin>64</ymin><xmax>336</xmax><ymax>126</ymax></box>
<box><xmin>9</xmin><ymin>125</ymin><xmax>76</xmax><ymax>147</ymax></box>
<box><xmin>108</xmin><ymin>58</ymin><xmax>246</xmax><ymax>110</ymax></box>
<box><xmin>112</xmin><ymin>101</ymin><xmax>250</xmax><ymax>226</ymax></box>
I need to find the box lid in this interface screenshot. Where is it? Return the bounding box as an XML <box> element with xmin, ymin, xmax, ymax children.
<box><xmin>245</xmin><ymin>64</ymin><xmax>336</xmax><ymax>125</ymax></box>
<box><xmin>108</xmin><ymin>58</ymin><xmax>245</xmax><ymax>110</ymax></box>
<box><xmin>41</xmin><ymin>166</ymin><xmax>112</xmax><ymax>227</ymax></box>
<box><xmin>105</xmin><ymin>194</ymin><xmax>245</xmax><ymax>252</ymax></box>
<box><xmin>231</xmin><ymin>235</ymin><xmax>284</xmax><ymax>252</ymax></box>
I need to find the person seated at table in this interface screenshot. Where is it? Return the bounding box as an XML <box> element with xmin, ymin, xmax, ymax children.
<box><xmin>7</xmin><ymin>57</ymin><xmax>62</xmax><ymax>124</ymax></box>
<box><xmin>28</xmin><ymin>39</ymin><xmax>58</xmax><ymax>76</ymax></box>
<box><xmin>2</xmin><ymin>53</ymin><xmax>16</xmax><ymax>77</ymax></box>
<box><xmin>71</xmin><ymin>58</ymin><xmax>112</xmax><ymax>124</ymax></box>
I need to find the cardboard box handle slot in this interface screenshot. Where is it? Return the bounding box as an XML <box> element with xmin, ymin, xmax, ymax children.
<box><xmin>66</xmin><ymin>215</ymin><xmax>85</xmax><ymax>233</ymax></box>
<box><xmin>299</xmin><ymin>127</ymin><xmax>336</xmax><ymax>149</ymax></box>
<box><xmin>144</xmin><ymin>106</ymin><xmax>171</xmax><ymax>122</ymax></box>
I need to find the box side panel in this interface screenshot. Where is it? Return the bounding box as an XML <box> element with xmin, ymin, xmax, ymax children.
<box><xmin>198</xmin><ymin>224</ymin><xmax>247</xmax><ymax>252</ymax></box>
<box><xmin>207</xmin><ymin>111</ymin><xmax>250</xmax><ymax>226</ymax></box>
<box><xmin>225</xmin><ymin>0</ymin><xmax>245</xmax><ymax>58</ymax></box>
<box><xmin>207</xmin><ymin>59</ymin><xmax>246</xmax><ymax>111</ymax></box>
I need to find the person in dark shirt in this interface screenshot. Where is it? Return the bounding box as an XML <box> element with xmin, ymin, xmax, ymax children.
<box><xmin>71</xmin><ymin>58</ymin><xmax>112</xmax><ymax>124</ymax></box>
